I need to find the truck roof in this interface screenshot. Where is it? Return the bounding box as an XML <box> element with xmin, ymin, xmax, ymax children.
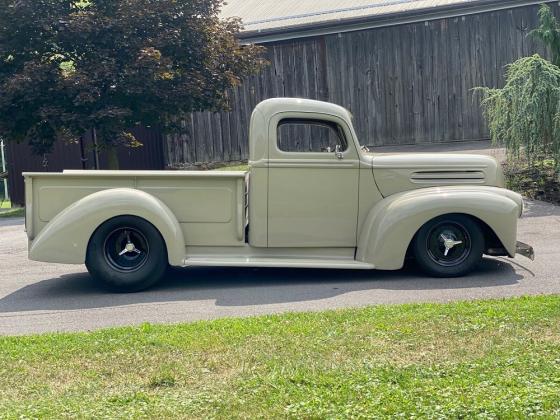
<box><xmin>249</xmin><ymin>98</ymin><xmax>355</xmax><ymax>163</ymax></box>
<box><xmin>253</xmin><ymin>98</ymin><xmax>353</xmax><ymax>122</ymax></box>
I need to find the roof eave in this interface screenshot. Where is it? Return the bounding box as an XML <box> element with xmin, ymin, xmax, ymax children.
<box><xmin>238</xmin><ymin>0</ymin><xmax>556</xmax><ymax>44</ymax></box>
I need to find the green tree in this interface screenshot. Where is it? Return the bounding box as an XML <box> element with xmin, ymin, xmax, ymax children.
<box><xmin>0</xmin><ymin>0</ymin><xmax>264</xmax><ymax>168</ymax></box>
<box><xmin>476</xmin><ymin>54</ymin><xmax>560</xmax><ymax>169</ymax></box>
<box><xmin>530</xmin><ymin>4</ymin><xmax>560</xmax><ymax>67</ymax></box>
<box><xmin>476</xmin><ymin>5</ymin><xmax>560</xmax><ymax>171</ymax></box>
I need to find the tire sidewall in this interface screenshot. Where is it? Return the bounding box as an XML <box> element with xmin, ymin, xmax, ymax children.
<box><xmin>86</xmin><ymin>216</ymin><xmax>168</xmax><ymax>292</ymax></box>
<box><xmin>413</xmin><ymin>214</ymin><xmax>484</xmax><ymax>278</ymax></box>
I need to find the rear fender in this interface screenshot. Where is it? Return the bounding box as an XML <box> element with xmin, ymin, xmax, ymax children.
<box><xmin>357</xmin><ymin>186</ymin><xmax>522</xmax><ymax>270</ymax></box>
<box><xmin>29</xmin><ymin>188</ymin><xmax>186</xmax><ymax>265</ymax></box>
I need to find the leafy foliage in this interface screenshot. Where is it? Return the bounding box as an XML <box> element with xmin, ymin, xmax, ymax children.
<box><xmin>477</xmin><ymin>5</ymin><xmax>560</xmax><ymax>173</ymax></box>
<box><xmin>0</xmin><ymin>0</ymin><xmax>264</xmax><ymax>164</ymax></box>
<box><xmin>476</xmin><ymin>54</ymin><xmax>560</xmax><ymax>170</ymax></box>
<box><xmin>503</xmin><ymin>158</ymin><xmax>560</xmax><ymax>205</ymax></box>
<box><xmin>530</xmin><ymin>4</ymin><xmax>560</xmax><ymax>67</ymax></box>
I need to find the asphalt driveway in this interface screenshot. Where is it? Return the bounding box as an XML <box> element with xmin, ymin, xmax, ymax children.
<box><xmin>0</xmin><ymin>199</ymin><xmax>558</xmax><ymax>335</ymax></box>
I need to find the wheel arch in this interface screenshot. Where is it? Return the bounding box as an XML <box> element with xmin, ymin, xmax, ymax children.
<box><xmin>29</xmin><ymin>188</ymin><xmax>186</xmax><ymax>266</ymax></box>
<box><xmin>356</xmin><ymin>187</ymin><xmax>521</xmax><ymax>270</ymax></box>
<box><xmin>406</xmin><ymin>213</ymin><xmax>506</xmax><ymax>257</ymax></box>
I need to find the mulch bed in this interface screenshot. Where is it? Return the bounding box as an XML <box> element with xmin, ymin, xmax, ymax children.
<box><xmin>503</xmin><ymin>161</ymin><xmax>560</xmax><ymax>205</ymax></box>
<box><xmin>167</xmin><ymin>160</ymin><xmax>247</xmax><ymax>170</ymax></box>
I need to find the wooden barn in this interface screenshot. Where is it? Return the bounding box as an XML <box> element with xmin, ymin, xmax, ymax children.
<box><xmin>6</xmin><ymin>0</ymin><xmax>559</xmax><ymax>204</ymax></box>
<box><xmin>166</xmin><ymin>0</ymin><xmax>557</xmax><ymax>167</ymax></box>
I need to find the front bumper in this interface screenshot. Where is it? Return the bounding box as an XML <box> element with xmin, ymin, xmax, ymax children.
<box><xmin>516</xmin><ymin>241</ymin><xmax>535</xmax><ymax>261</ymax></box>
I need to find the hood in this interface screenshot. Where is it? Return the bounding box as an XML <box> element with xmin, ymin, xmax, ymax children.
<box><xmin>368</xmin><ymin>153</ymin><xmax>504</xmax><ymax>197</ymax></box>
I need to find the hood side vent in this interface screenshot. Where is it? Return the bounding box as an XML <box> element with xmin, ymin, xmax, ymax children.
<box><xmin>410</xmin><ymin>170</ymin><xmax>486</xmax><ymax>184</ymax></box>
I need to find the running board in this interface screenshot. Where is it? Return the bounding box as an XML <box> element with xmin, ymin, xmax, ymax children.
<box><xmin>182</xmin><ymin>257</ymin><xmax>375</xmax><ymax>270</ymax></box>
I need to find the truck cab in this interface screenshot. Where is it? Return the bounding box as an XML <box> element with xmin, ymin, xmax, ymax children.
<box><xmin>248</xmin><ymin>98</ymin><xmax>366</xmax><ymax>248</ymax></box>
<box><xmin>24</xmin><ymin>98</ymin><xmax>532</xmax><ymax>292</ymax></box>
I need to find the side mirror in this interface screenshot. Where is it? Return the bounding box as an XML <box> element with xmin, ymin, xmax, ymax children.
<box><xmin>335</xmin><ymin>144</ymin><xmax>344</xmax><ymax>160</ymax></box>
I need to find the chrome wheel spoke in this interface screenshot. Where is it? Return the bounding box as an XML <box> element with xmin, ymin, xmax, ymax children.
<box><xmin>428</xmin><ymin>222</ymin><xmax>471</xmax><ymax>267</ymax></box>
<box><xmin>104</xmin><ymin>227</ymin><xmax>149</xmax><ymax>272</ymax></box>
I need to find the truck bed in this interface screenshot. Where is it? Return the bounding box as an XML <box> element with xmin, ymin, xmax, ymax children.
<box><xmin>24</xmin><ymin>170</ymin><xmax>248</xmax><ymax>247</ymax></box>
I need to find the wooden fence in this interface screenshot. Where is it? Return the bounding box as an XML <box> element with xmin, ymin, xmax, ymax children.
<box><xmin>0</xmin><ymin>140</ymin><xmax>7</xmax><ymax>203</ymax></box>
<box><xmin>6</xmin><ymin>2</ymin><xmax>558</xmax><ymax>204</ymax></box>
<box><xmin>7</xmin><ymin>127</ymin><xmax>165</xmax><ymax>205</ymax></box>
<box><xmin>166</xmin><ymin>3</ymin><xmax>552</xmax><ymax>167</ymax></box>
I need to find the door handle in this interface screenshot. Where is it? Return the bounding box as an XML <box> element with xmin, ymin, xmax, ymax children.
<box><xmin>335</xmin><ymin>145</ymin><xmax>344</xmax><ymax>160</ymax></box>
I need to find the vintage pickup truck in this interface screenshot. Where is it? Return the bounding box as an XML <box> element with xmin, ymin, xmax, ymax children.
<box><xmin>24</xmin><ymin>98</ymin><xmax>534</xmax><ymax>292</ymax></box>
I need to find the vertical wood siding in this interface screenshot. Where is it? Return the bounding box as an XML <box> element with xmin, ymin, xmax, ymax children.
<box><xmin>165</xmin><ymin>36</ymin><xmax>330</xmax><ymax>167</ymax></box>
<box><xmin>7</xmin><ymin>3</ymin><xmax>557</xmax><ymax>205</ymax></box>
<box><xmin>7</xmin><ymin>127</ymin><xmax>165</xmax><ymax>205</ymax></box>
<box><xmin>166</xmin><ymin>4</ymin><xmax>552</xmax><ymax>166</ymax></box>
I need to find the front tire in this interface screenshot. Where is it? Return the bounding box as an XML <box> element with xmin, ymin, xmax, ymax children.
<box><xmin>86</xmin><ymin>216</ymin><xmax>168</xmax><ymax>292</ymax></box>
<box><xmin>412</xmin><ymin>214</ymin><xmax>484</xmax><ymax>278</ymax></box>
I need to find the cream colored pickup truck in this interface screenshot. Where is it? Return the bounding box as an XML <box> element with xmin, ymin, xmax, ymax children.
<box><xmin>24</xmin><ymin>98</ymin><xmax>533</xmax><ymax>292</ymax></box>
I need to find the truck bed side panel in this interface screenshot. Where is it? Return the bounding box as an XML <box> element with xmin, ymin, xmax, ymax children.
<box><xmin>27</xmin><ymin>172</ymin><xmax>246</xmax><ymax>247</ymax></box>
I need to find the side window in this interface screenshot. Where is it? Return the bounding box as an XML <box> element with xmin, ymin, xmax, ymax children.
<box><xmin>277</xmin><ymin>119</ymin><xmax>348</xmax><ymax>153</ymax></box>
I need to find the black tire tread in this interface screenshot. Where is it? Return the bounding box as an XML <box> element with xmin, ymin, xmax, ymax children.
<box><xmin>86</xmin><ymin>216</ymin><xmax>167</xmax><ymax>292</ymax></box>
<box><xmin>412</xmin><ymin>214</ymin><xmax>484</xmax><ymax>278</ymax></box>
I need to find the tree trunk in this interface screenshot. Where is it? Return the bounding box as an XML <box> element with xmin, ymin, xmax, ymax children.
<box><xmin>106</xmin><ymin>146</ymin><xmax>120</xmax><ymax>170</ymax></box>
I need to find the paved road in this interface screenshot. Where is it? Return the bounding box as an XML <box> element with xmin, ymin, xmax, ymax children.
<box><xmin>0</xmin><ymin>200</ymin><xmax>558</xmax><ymax>335</ymax></box>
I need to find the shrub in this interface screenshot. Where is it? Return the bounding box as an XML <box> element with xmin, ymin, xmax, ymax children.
<box><xmin>476</xmin><ymin>55</ymin><xmax>560</xmax><ymax>171</ymax></box>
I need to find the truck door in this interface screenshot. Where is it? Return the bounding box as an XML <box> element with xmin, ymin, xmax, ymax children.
<box><xmin>267</xmin><ymin>114</ymin><xmax>360</xmax><ymax>247</ymax></box>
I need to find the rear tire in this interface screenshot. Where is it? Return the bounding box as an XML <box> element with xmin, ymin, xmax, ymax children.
<box><xmin>86</xmin><ymin>216</ymin><xmax>167</xmax><ymax>292</ymax></box>
<box><xmin>412</xmin><ymin>214</ymin><xmax>484</xmax><ymax>278</ymax></box>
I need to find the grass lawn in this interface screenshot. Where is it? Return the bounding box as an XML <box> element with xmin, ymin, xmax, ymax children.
<box><xmin>0</xmin><ymin>199</ymin><xmax>24</xmax><ymax>218</ymax></box>
<box><xmin>214</xmin><ymin>163</ymin><xmax>249</xmax><ymax>171</ymax></box>
<box><xmin>0</xmin><ymin>207</ymin><xmax>24</xmax><ymax>218</ymax></box>
<box><xmin>1</xmin><ymin>296</ymin><xmax>560</xmax><ymax>418</ymax></box>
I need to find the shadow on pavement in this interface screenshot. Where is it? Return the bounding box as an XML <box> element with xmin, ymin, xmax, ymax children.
<box><xmin>0</xmin><ymin>217</ymin><xmax>24</xmax><ymax>228</ymax></box>
<box><xmin>523</xmin><ymin>200</ymin><xmax>560</xmax><ymax>218</ymax></box>
<box><xmin>0</xmin><ymin>257</ymin><xmax>525</xmax><ymax>313</ymax></box>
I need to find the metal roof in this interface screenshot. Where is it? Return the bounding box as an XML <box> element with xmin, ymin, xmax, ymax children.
<box><xmin>221</xmin><ymin>0</ymin><xmax>555</xmax><ymax>43</ymax></box>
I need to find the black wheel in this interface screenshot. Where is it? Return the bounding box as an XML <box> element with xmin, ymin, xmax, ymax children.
<box><xmin>412</xmin><ymin>214</ymin><xmax>484</xmax><ymax>278</ymax></box>
<box><xmin>86</xmin><ymin>216</ymin><xmax>168</xmax><ymax>292</ymax></box>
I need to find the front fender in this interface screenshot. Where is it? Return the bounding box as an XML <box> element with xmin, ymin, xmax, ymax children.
<box><xmin>357</xmin><ymin>186</ymin><xmax>522</xmax><ymax>270</ymax></box>
<box><xmin>29</xmin><ymin>188</ymin><xmax>186</xmax><ymax>266</ymax></box>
